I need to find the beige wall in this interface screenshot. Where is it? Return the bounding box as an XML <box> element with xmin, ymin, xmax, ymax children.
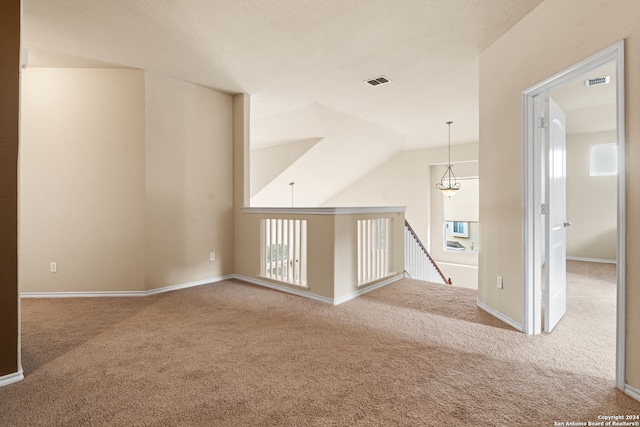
<box><xmin>234</xmin><ymin>212</ymin><xmax>336</xmax><ymax>299</ymax></box>
<box><xmin>323</xmin><ymin>142</ymin><xmax>478</xmax><ymax>245</ymax></box>
<box><xmin>307</xmin><ymin>215</ymin><xmax>337</xmax><ymax>299</ymax></box>
<box><xmin>429</xmin><ymin>162</ymin><xmax>479</xmax><ymax>264</ymax></box>
<box><xmin>428</xmin><ymin>162</ymin><xmax>479</xmax><ymax>288</ymax></box>
<box><xmin>250</xmin><ymin>138</ymin><xmax>320</xmax><ymax>198</ymax></box>
<box><xmin>233</xmin><ymin>94</ymin><xmax>250</xmax><ymax>281</ymax></box>
<box><xmin>566</xmin><ymin>131</ymin><xmax>617</xmax><ymax>261</ymax></box>
<box><xmin>20</xmin><ymin>68</ymin><xmax>146</xmax><ymax>292</ymax></box>
<box><xmin>232</xmin><ymin>211</ymin><xmax>263</xmax><ymax>285</ymax></box>
<box><xmin>19</xmin><ymin>68</ymin><xmax>235</xmax><ymax>293</ymax></box>
<box><xmin>438</xmin><ymin>263</ymin><xmax>478</xmax><ymax>290</ymax></box>
<box><xmin>251</xmin><ymin>105</ymin><xmax>404</xmax><ymax>208</ymax></box>
<box><xmin>0</xmin><ymin>0</ymin><xmax>20</xmax><ymax>379</ymax></box>
<box><xmin>333</xmin><ymin>211</ymin><xmax>405</xmax><ymax>300</ymax></box>
<box><xmin>479</xmin><ymin>0</ymin><xmax>640</xmax><ymax>389</ymax></box>
<box><xmin>144</xmin><ymin>72</ymin><xmax>234</xmax><ymax>289</ymax></box>
<box><xmin>235</xmin><ymin>209</ymin><xmax>405</xmax><ymax>302</ymax></box>
<box><xmin>324</xmin><ymin>145</ymin><xmax>479</xmax><ymax>288</ymax></box>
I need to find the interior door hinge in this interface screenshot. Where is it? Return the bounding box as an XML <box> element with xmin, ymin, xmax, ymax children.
<box><xmin>541</xmin><ymin>290</ymin><xmax>548</xmax><ymax>300</ymax></box>
<box><xmin>541</xmin><ymin>204</ymin><xmax>546</xmax><ymax>215</ymax></box>
<box><xmin>538</xmin><ymin>117</ymin><xmax>547</xmax><ymax>128</ymax></box>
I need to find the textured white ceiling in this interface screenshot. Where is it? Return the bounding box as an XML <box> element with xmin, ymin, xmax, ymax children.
<box><xmin>551</xmin><ymin>62</ymin><xmax>617</xmax><ymax>135</ymax></box>
<box><xmin>23</xmin><ymin>0</ymin><xmax>544</xmax><ymax>150</ymax></box>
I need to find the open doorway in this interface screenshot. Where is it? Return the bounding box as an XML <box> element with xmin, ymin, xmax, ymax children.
<box><xmin>538</xmin><ymin>62</ymin><xmax>618</xmax><ymax>334</ymax></box>
<box><xmin>522</xmin><ymin>41</ymin><xmax>626</xmax><ymax>391</ymax></box>
<box><xmin>542</xmin><ymin>62</ymin><xmax>618</xmax><ymax>378</ymax></box>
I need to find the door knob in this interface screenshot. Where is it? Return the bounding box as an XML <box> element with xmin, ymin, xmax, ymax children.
<box><xmin>563</xmin><ymin>221</ymin><xmax>572</xmax><ymax>228</ymax></box>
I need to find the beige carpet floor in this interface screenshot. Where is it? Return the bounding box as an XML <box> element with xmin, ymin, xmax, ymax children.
<box><xmin>0</xmin><ymin>260</ymin><xmax>638</xmax><ymax>426</ymax></box>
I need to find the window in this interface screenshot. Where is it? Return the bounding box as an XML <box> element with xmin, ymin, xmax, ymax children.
<box><xmin>450</xmin><ymin>221</ymin><xmax>469</xmax><ymax>238</ymax></box>
<box><xmin>443</xmin><ymin>178</ymin><xmax>479</xmax><ymax>252</ymax></box>
<box><xmin>590</xmin><ymin>143</ymin><xmax>617</xmax><ymax>176</ymax></box>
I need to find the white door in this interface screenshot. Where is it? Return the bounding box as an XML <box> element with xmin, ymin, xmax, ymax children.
<box><xmin>544</xmin><ymin>97</ymin><xmax>568</xmax><ymax>332</ymax></box>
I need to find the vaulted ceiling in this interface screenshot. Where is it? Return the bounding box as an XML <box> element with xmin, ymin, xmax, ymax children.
<box><xmin>23</xmin><ymin>0</ymin><xmax>544</xmax><ymax>150</ymax></box>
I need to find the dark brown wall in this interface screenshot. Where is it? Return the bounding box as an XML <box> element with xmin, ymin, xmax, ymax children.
<box><xmin>0</xmin><ymin>0</ymin><xmax>20</xmax><ymax>378</ymax></box>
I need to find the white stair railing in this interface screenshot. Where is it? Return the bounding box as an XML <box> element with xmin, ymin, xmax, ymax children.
<box><xmin>357</xmin><ymin>218</ymin><xmax>393</xmax><ymax>286</ymax></box>
<box><xmin>404</xmin><ymin>220</ymin><xmax>451</xmax><ymax>285</ymax></box>
<box><xmin>261</xmin><ymin>218</ymin><xmax>307</xmax><ymax>287</ymax></box>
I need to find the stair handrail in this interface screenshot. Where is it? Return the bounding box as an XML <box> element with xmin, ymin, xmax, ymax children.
<box><xmin>405</xmin><ymin>219</ymin><xmax>452</xmax><ymax>285</ymax></box>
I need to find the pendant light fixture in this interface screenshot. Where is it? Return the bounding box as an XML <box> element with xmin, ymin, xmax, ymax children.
<box><xmin>435</xmin><ymin>121</ymin><xmax>460</xmax><ymax>197</ymax></box>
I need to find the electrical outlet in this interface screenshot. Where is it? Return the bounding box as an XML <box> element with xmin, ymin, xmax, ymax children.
<box><xmin>209</xmin><ymin>252</ymin><xmax>216</xmax><ymax>261</ymax></box>
<box><xmin>50</xmin><ymin>262</ymin><xmax>57</xmax><ymax>273</ymax></box>
<box><xmin>497</xmin><ymin>276</ymin><xmax>503</xmax><ymax>289</ymax></box>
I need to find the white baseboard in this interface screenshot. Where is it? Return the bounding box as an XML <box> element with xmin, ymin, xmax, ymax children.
<box><xmin>145</xmin><ymin>275</ymin><xmax>234</xmax><ymax>296</ymax></box>
<box><xmin>566</xmin><ymin>256</ymin><xmax>616</xmax><ymax>264</ymax></box>
<box><xmin>476</xmin><ymin>300</ymin><xmax>523</xmax><ymax>331</ymax></box>
<box><xmin>20</xmin><ymin>275</ymin><xmax>234</xmax><ymax>299</ymax></box>
<box><xmin>0</xmin><ymin>370</ymin><xmax>23</xmax><ymax>387</ymax></box>
<box><xmin>234</xmin><ymin>275</ymin><xmax>334</xmax><ymax>305</ymax></box>
<box><xmin>235</xmin><ymin>274</ymin><xmax>403</xmax><ymax>306</ymax></box>
<box><xmin>625</xmin><ymin>384</ymin><xmax>640</xmax><ymax>402</ymax></box>
<box><xmin>21</xmin><ymin>290</ymin><xmax>148</xmax><ymax>298</ymax></box>
<box><xmin>18</xmin><ymin>273</ymin><xmax>399</xmax><ymax>306</ymax></box>
<box><xmin>335</xmin><ymin>275</ymin><xmax>404</xmax><ymax>305</ymax></box>
<box><xmin>17</xmin><ymin>273</ymin><xmax>400</xmax><ymax>307</ymax></box>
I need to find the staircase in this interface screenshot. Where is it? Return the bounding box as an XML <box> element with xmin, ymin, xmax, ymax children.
<box><xmin>404</xmin><ymin>220</ymin><xmax>452</xmax><ymax>285</ymax></box>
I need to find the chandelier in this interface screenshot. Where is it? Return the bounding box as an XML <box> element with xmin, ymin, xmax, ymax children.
<box><xmin>435</xmin><ymin>121</ymin><xmax>460</xmax><ymax>197</ymax></box>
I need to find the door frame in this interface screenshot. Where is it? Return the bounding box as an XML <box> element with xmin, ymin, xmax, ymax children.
<box><xmin>521</xmin><ymin>40</ymin><xmax>626</xmax><ymax>390</ymax></box>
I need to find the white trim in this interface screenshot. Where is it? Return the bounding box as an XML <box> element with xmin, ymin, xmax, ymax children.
<box><xmin>21</xmin><ymin>290</ymin><xmax>148</xmax><ymax>298</ymax></box>
<box><xmin>624</xmin><ymin>384</ymin><xmax>640</xmax><ymax>402</ymax></box>
<box><xmin>18</xmin><ymin>0</ymin><xmax>24</xmax><ymax>382</ymax></box>
<box><xmin>237</xmin><ymin>274</ymin><xmax>403</xmax><ymax>306</ymax></box>
<box><xmin>20</xmin><ymin>275</ymin><xmax>234</xmax><ymax>299</ymax></box>
<box><xmin>521</xmin><ymin>89</ymin><xmax>540</xmax><ymax>335</ymax></box>
<box><xmin>335</xmin><ymin>274</ymin><xmax>404</xmax><ymax>305</ymax></box>
<box><xmin>17</xmin><ymin>264</ymin><xmax>22</xmax><ymax>385</ymax></box>
<box><xmin>476</xmin><ymin>300</ymin><xmax>522</xmax><ymax>332</ymax></box>
<box><xmin>521</xmin><ymin>40</ymin><xmax>626</xmax><ymax>391</ymax></box>
<box><xmin>566</xmin><ymin>256</ymin><xmax>616</xmax><ymax>264</ymax></box>
<box><xmin>17</xmin><ymin>273</ymin><xmax>404</xmax><ymax>307</ymax></box>
<box><xmin>145</xmin><ymin>275</ymin><xmax>234</xmax><ymax>295</ymax></box>
<box><xmin>256</xmin><ymin>275</ymin><xmax>309</xmax><ymax>290</ymax></box>
<box><xmin>243</xmin><ymin>206</ymin><xmax>406</xmax><ymax>215</ymax></box>
<box><xmin>234</xmin><ymin>275</ymin><xmax>335</xmax><ymax>305</ymax></box>
<box><xmin>614</xmin><ymin>39</ymin><xmax>627</xmax><ymax>394</ymax></box>
<box><xmin>437</xmin><ymin>261</ymin><xmax>479</xmax><ymax>268</ymax></box>
<box><xmin>0</xmin><ymin>370</ymin><xmax>23</xmax><ymax>387</ymax></box>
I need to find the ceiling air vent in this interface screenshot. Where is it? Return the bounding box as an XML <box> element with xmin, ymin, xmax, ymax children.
<box><xmin>365</xmin><ymin>75</ymin><xmax>391</xmax><ymax>86</ymax></box>
<box><xmin>584</xmin><ymin>76</ymin><xmax>610</xmax><ymax>87</ymax></box>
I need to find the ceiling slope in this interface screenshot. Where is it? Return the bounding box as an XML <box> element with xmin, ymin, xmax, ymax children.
<box><xmin>251</xmin><ymin>137</ymin><xmax>323</xmax><ymax>197</ymax></box>
<box><xmin>250</xmin><ymin>105</ymin><xmax>405</xmax><ymax>207</ymax></box>
<box><xmin>23</xmin><ymin>0</ymin><xmax>544</xmax><ymax>149</ymax></box>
